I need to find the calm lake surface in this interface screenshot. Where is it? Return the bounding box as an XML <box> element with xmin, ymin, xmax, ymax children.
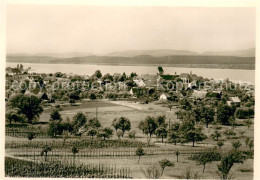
<box><xmin>6</xmin><ymin>62</ymin><xmax>255</xmax><ymax>84</ymax></box>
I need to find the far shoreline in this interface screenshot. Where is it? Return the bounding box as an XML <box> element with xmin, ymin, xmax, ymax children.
<box><xmin>6</xmin><ymin>61</ymin><xmax>255</xmax><ymax>70</ymax></box>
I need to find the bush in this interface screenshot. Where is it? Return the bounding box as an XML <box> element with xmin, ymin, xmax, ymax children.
<box><xmin>235</xmin><ymin>108</ymin><xmax>254</xmax><ymax>119</ymax></box>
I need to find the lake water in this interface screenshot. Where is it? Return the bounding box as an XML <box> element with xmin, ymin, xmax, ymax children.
<box><xmin>6</xmin><ymin>62</ymin><xmax>255</xmax><ymax>84</ymax></box>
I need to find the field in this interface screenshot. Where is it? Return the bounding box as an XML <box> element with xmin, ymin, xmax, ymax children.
<box><xmin>5</xmin><ymin>99</ymin><xmax>254</xmax><ymax>179</ymax></box>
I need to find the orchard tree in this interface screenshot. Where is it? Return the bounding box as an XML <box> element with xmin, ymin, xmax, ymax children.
<box><xmin>249</xmin><ymin>140</ymin><xmax>254</xmax><ymax>151</ymax></box>
<box><xmin>128</xmin><ymin>131</ymin><xmax>136</xmax><ymax>139</ymax></box>
<box><xmin>72</xmin><ymin>112</ymin><xmax>87</xmax><ymax>136</ymax></box>
<box><xmin>27</xmin><ymin>132</ymin><xmax>37</xmax><ymax>141</ymax></box>
<box><xmin>228</xmin><ymin>116</ymin><xmax>236</xmax><ymax>129</ymax></box>
<box><xmin>211</xmin><ymin>131</ymin><xmax>221</xmax><ymax>141</ymax></box>
<box><xmin>41</xmin><ymin>145</ymin><xmax>52</xmax><ymax>161</ymax></box>
<box><xmin>48</xmin><ymin>121</ymin><xmax>63</xmax><ymax>138</ymax></box>
<box><xmin>116</xmin><ymin>130</ymin><xmax>123</xmax><ymax>139</ymax></box>
<box><xmin>217</xmin><ymin>150</ymin><xmax>246</xmax><ymax>179</ymax></box>
<box><xmin>189</xmin><ymin>149</ymin><xmax>222</xmax><ymax>173</ymax></box>
<box><xmin>244</xmin><ymin>119</ymin><xmax>253</xmax><ymax>129</ymax></box>
<box><xmin>6</xmin><ymin>108</ymin><xmax>25</xmax><ymax>125</ymax></box>
<box><xmin>112</xmin><ymin>118</ymin><xmax>120</xmax><ymax>132</ymax></box>
<box><xmin>86</xmin><ymin>128</ymin><xmax>98</xmax><ymax>141</ymax></box>
<box><xmin>159</xmin><ymin>159</ymin><xmax>174</xmax><ymax>175</ymax></box>
<box><xmin>201</xmin><ymin>105</ymin><xmax>215</xmax><ymax>128</ymax></box>
<box><xmin>136</xmin><ymin>146</ymin><xmax>145</xmax><ymax>164</ymax></box>
<box><xmin>179</xmin><ymin>121</ymin><xmax>206</xmax><ymax>147</ymax></box>
<box><xmin>97</xmin><ymin>127</ymin><xmax>113</xmax><ymax>140</ymax></box>
<box><xmin>232</xmin><ymin>140</ymin><xmax>242</xmax><ymax>150</ymax></box>
<box><xmin>139</xmin><ymin>116</ymin><xmax>158</xmax><ymax>137</ymax></box>
<box><xmin>72</xmin><ymin>145</ymin><xmax>79</xmax><ymax>164</ymax></box>
<box><xmin>9</xmin><ymin>94</ymin><xmax>43</xmax><ymax>123</ymax></box>
<box><xmin>86</xmin><ymin>118</ymin><xmax>101</xmax><ymax>129</ymax></box>
<box><xmin>217</xmin><ymin>104</ymin><xmax>235</xmax><ymax>125</ymax></box>
<box><xmin>155</xmin><ymin>125</ymin><xmax>168</xmax><ymax>143</ymax></box>
<box><xmin>245</xmin><ymin>137</ymin><xmax>250</xmax><ymax>148</ymax></box>
<box><xmin>217</xmin><ymin>140</ymin><xmax>224</xmax><ymax>149</ymax></box>
<box><xmin>117</xmin><ymin>117</ymin><xmax>131</xmax><ymax>137</ymax></box>
<box><xmin>224</xmin><ymin>129</ymin><xmax>236</xmax><ymax>139</ymax></box>
<box><xmin>50</xmin><ymin>109</ymin><xmax>62</xmax><ymax>121</ymax></box>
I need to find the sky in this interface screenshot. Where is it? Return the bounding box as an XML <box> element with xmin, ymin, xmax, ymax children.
<box><xmin>6</xmin><ymin>5</ymin><xmax>256</xmax><ymax>54</ymax></box>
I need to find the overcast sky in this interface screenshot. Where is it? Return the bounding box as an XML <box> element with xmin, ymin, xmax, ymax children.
<box><xmin>6</xmin><ymin>5</ymin><xmax>255</xmax><ymax>54</ymax></box>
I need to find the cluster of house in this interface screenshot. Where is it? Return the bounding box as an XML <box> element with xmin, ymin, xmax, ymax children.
<box><xmin>5</xmin><ymin>64</ymin><xmax>255</xmax><ymax>106</ymax></box>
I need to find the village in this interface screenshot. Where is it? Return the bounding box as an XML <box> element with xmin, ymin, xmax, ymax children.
<box><xmin>5</xmin><ymin>64</ymin><xmax>255</xmax><ymax>105</ymax></box>
<box><xmin>5</xmin><ymin>64</ymin><xmax>255</xmax><ymax>179</ymax></box>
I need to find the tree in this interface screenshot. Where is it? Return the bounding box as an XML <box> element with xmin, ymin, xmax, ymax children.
<box><xmin>244</xmin><ymin>119</ymin><xmax>253</xmax><ymax>129</ymax></box>
<box><xmin>224</xmin><ymin>129</ymin><xmax>236</xmax><ymax>139</ymax></box>
<box><xmin>5</xmin><ymin>109</ymin><xmax>25</xmax><ymax>125</ymax></box>
<box><xmin>180</xmin><ymin>98</ymin><xmax>192</xmax><ymax>110</ymax></box>
<box><xmin>181</xmin><ymin>167</ymin><xmax>201</xmax><ymax>179</ymax></box>
<box><xmin>217</xmin><ymin>104</ymin><xmax>235</xmax><ymax>125</ymax></box>
<box><xmin>140</xmin><ymin>116</ymin><xmax>158</xmax><ymax>137</ymax></box>
<box><xmin>168</xmin><ymin>131</ymin><xmax>180</xmax><ymax>145</ymax></box>
<box><xmin>27</xmin><ymin>132</ymin><xmax>36</xmax><ymax>141</ymax></box>
<box><xmin>48</xmin><ymin>121</ymin><xmax>63</xmax><ymax>138</ymax></box>
<box><xmin>116</xmin><ymin>130</ymin><xmax>123</xmax><ymax>139</ymax></box>
<box><xmin>232</xmin><ymin>140</ymin><xmax>242</xmax><ymax>150</ymax></box>
<box><xmin>9</xmin><ymin>94</ymin><xmax>43</xmax><ymax>123</ymax></box>
<box><xmin>189</xmin><ymin>149</ymin><xmax>222</xmax><ymax>173</ymax></box>
<box><xmin>117</xmin><ymin>117</ymin><xmax>131</xmax><ymax>137</ymax></box>
<box><xmin>211</xmin><ymin>131</ymin><xmax>221</xmax><ymax>141</ymax></box>
<box><xmin>159</xmin><ymin>159</ymin><xmax>174</xmax><ymax>175</ymax></box>
<box><xmin>155</xmin><ymin>125</ymin><xmax>168</xmax><ymax>143</ymax></box>
<box><xmin>228</xmin><ymin>116</ymin><xmax>236</xmax><ymax>129</ymax></box>
<box><xmin>249</xmin><ymin>140</ymin><xmax>254</xmax><ymax>151</ymax></box>
<box><xmin>217</xmin><ymin>140</ymin><xmax>224</xmax><ymax>149</ymax></box>
<box><xmin>180</xmin><ymin>124</ymin><xmax>207</xmax><ymax>147</ymax></box>
<box><xmin>86</xmin><ymin>128</ymin><xmax>98</xmax><ymax>141</ymax></box>
<box><xmin>141</xmin><ymin>163</ymin><xmax>163</xmax><ymax>179</ymax></box>
<box><xmin>156</xmin><ymin>115</ymin><xmax>166</xmax><ymax>126</ymax></box>
<box><xmin>62</xmin><ymin>130</ymin><xmax>70</xmax><ymax>146</ymax></box>
<box><xmin>92</xmin><ymin>70</ymin><xmax>102</xmax><ymax>79</ymax></box>
<box><xmin>86</xmin><ymin>118</ymin><xmax>101</xmax><ymax>129</ymax></box>
<box><xmin>176</xmin><ymin>150</ymin><xmax>180</xmax><ymax>162</ymax></box>
<box><xmin>128</xmin><ymin>131</ymin><xmax>136</xmax><ymax>139</ymax></box>
<box><xmin>245</xmin><ymin>137</ymin><xmax>250</xmax><ymax>148</ymax></box>
<box><xmin>201</xmin><ymin>106</ymin><xmax>215</xmax><ymax>128</ymax></box>
<box><xmin>72</xmin><ymin>145</ymin><xmax>79</xmax><ymax>164</ymax></box>
<box><xmin>40</xmin><ymin>145</ymin><xmax>52</xmax><ymax>161</ymax></box>
<box><xmin>72</xmin><ymin>112</ymin><xmax>87</xmax><ymax>136</ymax></box>
<box><xmin>239</xmin><ymin>130</ymin><xmax>245</xmax><ymax>138</ymax></box>
<box><xmin>69</xmin><ymin>99</ymin><xmax>76</xmax><ymax>106</ymax></box>
<box><xmin>217</xmin><ymin>150</ymin><xmax>246</xmax><ymax>179</ymax></box>
<box><xmin>89</xmin><ymin>93</ymin><xmax>97</xmax><ymax>101</ymax></box>
<box><xmin>136</xmin><ymin>146</ymin><xmax>145</xmax><ymax>164</ymax></box>
<box><xmin>97</xmin><ymin>127</ymin><xmax>113</xmax><ymax>140</ymax></box>
<box><xmin>112</xmin><ymin>118</ymin><xmax>120</xmax><ymax>132</ymax></box>
<box><xmin>50</xmin><ymin>109</ymin><xmax>62</xmax><ymax>121</ymax></box>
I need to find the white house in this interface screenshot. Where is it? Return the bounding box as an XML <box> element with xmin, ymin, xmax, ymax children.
<box><xmin>159</xmin><ymin>93</ymin><xmax>171</xmax><ymax>101</ymax></box>
<box><xmin>133</xmin><ymin>79</ymin><xmax>146</xmax><ymax>87</ymax></box>
<box><xmin>227</xmin><ymin>97</ymin><xmax>241</xmax><ymax>106</ymax></box>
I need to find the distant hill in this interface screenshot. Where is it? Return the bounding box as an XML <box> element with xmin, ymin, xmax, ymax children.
<box><xmin>6</xmin><ymin>48</ymin><xmax>255</xmax><ymax>70</ymax></box>
<box><xmin>106</xmin><ymin>48</ymin><xmax>255</xmax><ymax>57</ymax></box>
<box><xmin>107</xmin><ymin>49</ymin><xmax>198</xmax><ymax>57</ymax></box>
<box><xmin>202</xmin><ymin>48</ymin><xmax>255</xmax><ymax>57</ymax></box>
<box><xmin>7</xmin><ymin>54</ymin><xmax>254</xmax><ymax>65</ymax></box>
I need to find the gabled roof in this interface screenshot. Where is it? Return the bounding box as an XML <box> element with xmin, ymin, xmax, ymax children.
<box><xmin>179</xmin><ymin>73</ymin><xmax>189</xmax><ymax>78</ymax></box>
<box><xmin>230</xmin><ymin>97</ymin><xmax>241</xmax><ymax>103</ymax></box>
<box><xmin>191</xmin><ymin>90</ymin><xmax>207</xmax><ymax>99</ymax></box>
<box><xmin>161</xmin><ymin>92</ymin><xmax>171</xmax><ymax>98</ymax></box>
